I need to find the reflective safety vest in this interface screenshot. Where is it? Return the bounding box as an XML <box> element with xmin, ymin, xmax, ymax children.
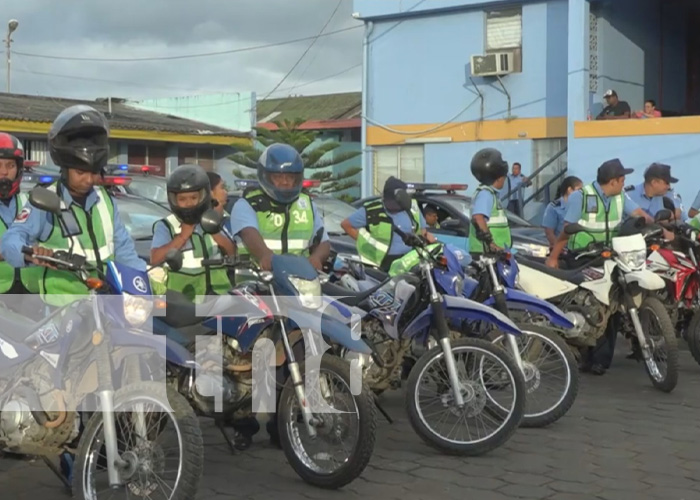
<box><xmin>356</xmin><ymin>199</ymin><xmax>422</xmax><ymax>269</ymax></box>
<box><xmin>0</xmin><ymin>193</ymin><xmax>42</xmax><ymax>295</ymax></box>
<box><xmin>238</xmin><ymin>189</ymin><xmax>316</xmax><ymax>257</ymax></box>
<box><xmin>155</xmin><ymin>214</ymin><xmax>232</xmax><ymax>302</ymax></box>
<box><xmin>568</xmin><ymin>183</ymin><xmax>623</xmax><ymax>251</ymax></box>
<box><xmin>38</xmin><ymin>182</ymin><xmax>115</xmax><ymax>307</ymax></box>
<box><xmin>468</xmin><ymin>185</ymin><xmax>512</xmax><ymax>253</ymax></box>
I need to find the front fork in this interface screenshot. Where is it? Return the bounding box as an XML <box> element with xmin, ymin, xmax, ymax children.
<box><xmin>424</xmin><ymin>264</ymin><xmax>465</xmax><ymax>407</ymax></box>
<box><xmin>486</xmin><ymin>261</ymin><xmax>526</xmax><ymax>372</ymax></box>
<box><xmin>623</xmin><ymin>289</ymin><xmax>653</xmax><ymax>361</ymax></box>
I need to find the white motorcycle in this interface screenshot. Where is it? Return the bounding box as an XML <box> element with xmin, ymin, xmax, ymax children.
<box><xmin>513</xmin><ymin>216</ymin><xmax>678</xmax><ymax>393</ymax></box>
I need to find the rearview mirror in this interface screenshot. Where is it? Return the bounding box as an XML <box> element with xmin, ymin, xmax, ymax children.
<box><xmin>394</xmin><ymin>188</ymin><xmax>413</xmax><ymax>212</ymax></box>
<box><xmin>654</xmin><ymin>209</ymin><xmax>672</xmax><ymax>222</ymax></box>
<box><xmin>564</xmin><ymin>223</ymin><xmax>586</xmax><ymax>235</ymax></box>
<box><xmin>29</xmin><ymin>186</ymin><xmax>61</xmax><ymax>214</ymax></box>
<box><xmin>164</xmin><ymin>249</ymin><xmax>183</xmax><ymax>272</ymax></box>
<box><xmin>200</xmin><ymin>209</ymin><xmax>223</xmax><ymax>235</ymax></box>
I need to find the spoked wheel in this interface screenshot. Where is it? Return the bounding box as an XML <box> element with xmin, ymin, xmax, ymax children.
<box><xmin>684</xmin><ymin>310</ymin><xmax>700</xmax><ymax>366</ymax></box>
<box><xmin>73</xmin><ymin>382</ymin><xmax>203</xmax><ymax>500</ymax></box>
<box><xmin>278</xmin><ymin>354</ymin><xmax>376</xmax><ymax>490</ymax></box>
<box><xmin>639</xmin><ymin>297</ymin><xmax>679</xmax><ymax>393</ymax></box>
<box><xmin>490</xmin><ymin>325</ymin><xmax>579</xmax><ymax>428</ymax></box>
<box><xmin>405</xmin><ymin>338</ymin><xmax>525</xmax><ymax>456</ymax></box>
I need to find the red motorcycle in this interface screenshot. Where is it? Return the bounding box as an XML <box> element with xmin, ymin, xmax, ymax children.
<box><xmin>646</xmin><ymin>223</ymin><xmax>700</xmax><ymax>365</ymax></box>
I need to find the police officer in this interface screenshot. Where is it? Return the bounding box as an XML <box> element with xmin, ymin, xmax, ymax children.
<box><xmin>0</xmin><ymin>133</ymin><xmax>44</xmax><ymax>307</ymax></box>
<box><xmin>150</xmin><ymin>164</ymin><xmax>234</xmax><ymax>302</ymax></box>
<box><xmin>1</xmin><ymin>105</ymin><xmax>146</xmax><ymax>308</ymax></box>
<box><xmin>545</xmin><ymin>159</ymin><xmax>653</xmax><ymax>270</ymax></box>
<box><xmin>541</xmin><ymin>176</ymin><xmax>583</xmax><ymax>247</ymax></box>
<box><xmin>469</xmin><ymin>148</ymin><xmax>512</xmax><ymax>254</ymax></box>
<box><xmin>623</xmin><ymin>163</ymin><xmax>678</xmax><ymax>219</ymax></box>
<box><xmin>231</xmin><ymin>143</ymin><xmax>330</xmax><ymax>271</ymax></box>
<box><xmin>342</xmin><ymin>176</ymin><xmax>435</xmax><ymax>272</ymax></box>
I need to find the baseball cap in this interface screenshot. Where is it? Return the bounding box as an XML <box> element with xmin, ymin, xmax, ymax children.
<box><xmin>644</xmin><ymin>163</ymin><xmax>678</xmax><ymax>184</ymax></box>
<box><xmin>603</xmin><ymin>89</ymin><xmax>617</xmax><ymax>98</ymax></box>
<box><xmin>598</xmin><ymin>158</ymin><xmax>633</xmax><ymax>183</ymax></box>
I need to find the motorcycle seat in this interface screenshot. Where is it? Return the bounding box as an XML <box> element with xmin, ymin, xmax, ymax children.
<box><xmin>0</xmin><ymin>308</ymin><xmax>41</xmax><ymax>343</ymax></box>
<box><xmin>322</xmin><ymin>279</ymin><xmax>387</xmax><ymax>307</ymax></box>
<box><xmin>515</xmin><ymin>257</ymin><xmax>590</xmax><ymax>285</ymax></box>
<box><xmin>365</xmin><ymin>267</ymin><xmax>389</xmax><ymax>282</ymax></box>
<box><xmin>159</xmin><ymin>291</ymin><xmax>228</xmax><ymax>329</ymax></box>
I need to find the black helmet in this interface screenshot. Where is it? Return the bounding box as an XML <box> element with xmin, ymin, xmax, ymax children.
<box><xmin>167</xmin><ymin>164</ymin><xmax>212</xmax><ymax>225</ymax></box>
<box><xmin>0</xmin><ymin>132</ymin><xmax>24</xmax><ymax>199</ymax></box>
<box><xmin>256</xmin><ymin>143</ymin><xmax>304</xmax><ymax>204</ymax></box>
<box><xmin>471</xmin><ymin>148</ymin><xmax>508</xmax><ymax>185</ymax></box>
<box><xmin>48</xmin><ymin>105</ymin><xmax>110</xmax><ymax>173</ymax></box>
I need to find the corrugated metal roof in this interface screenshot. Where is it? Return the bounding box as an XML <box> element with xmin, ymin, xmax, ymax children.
<box><xmin>256</xmin><ymin>92</ymin><xmax>362</xmax><ymax>124</ymax></box>
<box><xmin>0</xmin><ymin>92</ymin><xmax>250</xmax><ymax>137</ymax></box>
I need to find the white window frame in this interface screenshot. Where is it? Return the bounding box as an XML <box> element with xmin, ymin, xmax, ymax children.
<box><xmin>372</xmin><ymin>145</ymin><xmax>425</xmax><ymax>194</ymax></box>
<box><xmin>485</xmin><ymin>6</ymin><xmax>523</xmax><ymax>72</ymax></box>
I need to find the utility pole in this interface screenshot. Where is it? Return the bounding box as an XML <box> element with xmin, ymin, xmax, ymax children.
<box><xmin>5</xmin><ymin>19</ymin><xmax>19</xmax><ymax>93</ymax></box>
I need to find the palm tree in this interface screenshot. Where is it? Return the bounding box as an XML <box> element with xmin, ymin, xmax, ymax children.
<box><xmin>230</xmin><ymin>118</ymin><xmax>362</xmax><ymax>200</ymax></box>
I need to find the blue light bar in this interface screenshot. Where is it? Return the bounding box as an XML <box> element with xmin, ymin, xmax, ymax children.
<box><xmin>39</xmin><ymin>175</ymin><xmax>56</xmax><ymax>183</ymax></box>
<box><xmin>234</xmin><ymin>179</ymin><xmax>259</xmax><ymax>189</ymax></box>
<box><xmin>118</xmin><ymin>164</ymin><xmax>129</xmax><ymax>170</ymax></box>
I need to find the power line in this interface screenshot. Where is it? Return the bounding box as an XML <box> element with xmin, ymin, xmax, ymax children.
<box><xmin>259</xmin><ymin>0</ymin><xmax>343</xmax><ymax>104</ymax></box>
<box><xmin>10</xmin><ymin>63</ymin><xmax>362</xmax><ymax>107</ymax></box>
<box><xmin>12</xmin><ymin>25</ymin><xmax>361</xmax><ymax>63</ymax></box>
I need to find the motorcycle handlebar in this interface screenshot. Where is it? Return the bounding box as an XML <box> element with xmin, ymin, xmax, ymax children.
<box><xmin>22</xmin><ymin>246</ymin><xmax>85</xmax><ymax>271</ymax></box>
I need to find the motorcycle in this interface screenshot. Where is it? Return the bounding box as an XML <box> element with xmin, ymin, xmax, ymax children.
<box><xmin>645</xmin><ymin>220</ymin><xmax>700</xmax><ymax>366</ymax></box>
<box><xmin>515</xmin><ymin>214</ymin><xmax>678</xmax><ymax>392</ymax></box>
<box><xmin>321</xmin><ymin>190</ymin><xmax>527</xmax><ymax>456</ymax></box>
<box><xmin>154</xmin><ymin>209</ymin><xmax>378</xmax><ymax>490</ymax></box>
<box><xmin>0</xmin><ymin>186</ymin><xmax>204</xmax><ymax>499</ymax></box>
<box><xmin>331</xmin><ymin>243</ymin><xmax>579</xmax><ymax>429</ymax></box>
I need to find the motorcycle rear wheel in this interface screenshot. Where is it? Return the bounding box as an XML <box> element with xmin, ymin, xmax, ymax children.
<box><xmin>639</xmin><ymin>297</ymin><xmax>679</xmax><ymax>393</ymax></box>
<box><xmin>684</xmin><ymin>310</ymin><xmax>700</xmax><ymax>366</ymax></box>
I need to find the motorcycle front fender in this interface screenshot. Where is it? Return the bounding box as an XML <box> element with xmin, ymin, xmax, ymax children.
<box><xmin>484</xmin><ymin>288</ymin><xmax>574</xmax><ymax>329</ymax></box>
<box><xmin>443</xmin><ymin>295</ymin><xmax>522</xmax><ymax>335</ymax></box>
<box><xmin>624</xmin><ymin>270</ymin><xmax>666</xmax><ymax>291</ymax></box>
<box><xmin>291</xmin><ymin>307</ymin><xmax>372</xmax><ymax>355</ymax></box>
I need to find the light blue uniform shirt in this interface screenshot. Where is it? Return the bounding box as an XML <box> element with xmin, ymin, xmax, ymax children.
<box><xmin>623</xmin><ymin>183</ymin><xmax>665</xmax><ymax>218</ymax></box>
<box><xmin>1</xmin><ymin>186</ymin><xmax>146</xmax><ymax>271</ymax></box>
<box><xmin>0</xmin><ymin>196</ymin><xmax>21</xmax><ymax>228</ymax></box>
<box><xmin>668</xmin><ymin>188</ymin><xmax>687</xmax><ymax>221</ymax></box>
<box><xmin>564</xmin><ymin>182</ymin><xmax>640</xmax><ymax>224</ymax></box>
<box><xmin>229</xmin><ymin>198</ymin><xmax>329</xmax><ymax>246</ymax></box>
<box><xmin>541</xmin><ymin>198</ymin><xmax>568</xmax><ymax>236</ymax></box>
<box><xmin>501</xmin><ymin>174</ymin><xmax>526</xmax><ymax>202</ymax></box>
<box><xmin>346</xmin><ymin>205</ymin><xmax>427</xmax><ymax>256</ymax></box>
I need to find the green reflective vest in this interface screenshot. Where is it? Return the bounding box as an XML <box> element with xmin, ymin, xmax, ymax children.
<box><xmin>38</xmin><ymin>182</ymin><xmax>115</xmax><ymax>307</ymax></box>
<box><xmin>156</xmin><ymin>214</ymin><xmax>232</xmax><ymax>302</ymax></box>
<box><xmin>468</xmin><ymin>185</ymin><xmax>512</xmax><ymax>253</ymax></box>
<box><xmin>356</xmin><ymin>199</ymin><xmax>422</xmax><ymax>269</ymax></box>
<box><xmin>0</xmin><ymin>193</ymin><xmax>42</xmax><ymax>294</ymax></box>
<box><xmin>568</xmin><ymin>183</ymin><xmax>623</xmax><ymax>251</ymax></box>
<box><xmin>238</xmin><ymin>189</ymin><xmax>316</xmax><ymax>258</ymax></box>
<box><xmin>388</xmin><ymin>243</ymin><xmax>443</xmax><ymax>277</ymax></box>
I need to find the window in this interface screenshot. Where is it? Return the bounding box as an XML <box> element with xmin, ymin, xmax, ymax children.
<box><xmin>373</xmin><ymin>145</ymin><xmax>424</xmax><ymax>193</ymax></box>
<box><xmin>485</xmin><ymin>7</ymin><xmax>522</xmax><ymax>72</ymax></box>
<box><xmin>128</xmin><ymin>144</ymin><xmax>147</xmax><ymax>165</ymax></box>
<box><xmin>177</xmin><ymin>147</ymin><xmax>215</xmax><ymax>170</ymax></box>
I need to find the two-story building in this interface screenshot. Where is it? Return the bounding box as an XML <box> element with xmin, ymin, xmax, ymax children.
<box><xmin>354</xmin><ymin>0</ymin><xmax>700</xmax><ymax>218</ymax></box>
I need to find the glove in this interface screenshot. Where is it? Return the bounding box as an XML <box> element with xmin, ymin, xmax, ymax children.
<box><xmin>474</xmin><ymin>227</ymin><xmax>494</xmax><ymax>245</ymax></box>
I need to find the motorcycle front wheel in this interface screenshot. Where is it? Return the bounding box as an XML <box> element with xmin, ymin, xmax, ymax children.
<box><xmin>490</xmin><ymin>325</ymin><xmax>579</xmax><ymax>428</ymax></box>
<box><xmin>73</xmin><ymin>381</ymin><xmax>204</xmax><ymax>500</ymax></box>
<box><xmin>277</xmin><ymin>354</ymin><xmax>376</xmax><ymax>490</ymax></box>
<box><xmin>405</xmin><ymin>337</ymin><xmax>525</xmax><ymax>456</ymax></box>
<box><xmin>639</xmin><ymin>297</ymin><xmax>679</xmax><ymax>393</ymax></box>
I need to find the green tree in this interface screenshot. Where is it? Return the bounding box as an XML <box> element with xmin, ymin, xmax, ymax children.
<box><xmin>230</xmin><ymin>118</ymin><xmax>361</xmax><ymax>200</ymax></box>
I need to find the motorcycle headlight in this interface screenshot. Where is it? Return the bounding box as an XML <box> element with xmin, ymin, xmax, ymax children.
<box><xmin>123</xmin><ymin>293</ymin><xmax>154</xmax><ymax>327</ymax></box>
<box><xmin>452</xmin><ymin>275</ymin><xmax>464</xmax><ymax>296</ymax></box>
<box><xmin>618</xmin><ymin>249</ymin><xmax>647</xmax><ymax>271</ymax></box>
<box><xmin>288</xmin><ymin>276</ymin><xmax>322</xmax><ymax>309</ymax></box>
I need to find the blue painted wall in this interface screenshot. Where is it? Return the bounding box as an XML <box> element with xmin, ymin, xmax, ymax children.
<box><xmin>591</xmin><ymin>0</ymin><xmax>687</xmax><ymax>116</ymax></box>
<box><xmin>355</xmin><ymin>0</ymin><xmax>544</xmax><ymax>20</ymax></box>
<box><xmin>568</xmin><ymin>135</ymin><xmax>700</xmax><ymax>210</ymax></box>
<box><xmin>366</xmin><ymin>0</ymin><xmax>569</xmax><ymax>127</ymax></box>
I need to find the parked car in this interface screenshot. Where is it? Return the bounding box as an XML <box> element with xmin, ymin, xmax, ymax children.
<box><xmin>104</xmin><ymin>164</ymin><xmax>169</xmax><ymax>208</ymax></box>
<box><xmin>352</xmin><ymin>183</ymin><xmax>550</xmax><ymax>257</ymax></box>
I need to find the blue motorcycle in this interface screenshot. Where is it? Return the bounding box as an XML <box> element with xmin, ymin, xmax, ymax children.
<box><xmin>153</xmin><ymin>209</ymin><xmax>378</xmax><ymax>490</ymax></box>
<box><xmin>331</xmin><ymin>240</ymin><xmax>579</xmax><ymax>429</ymax></box>
<box><xmin>321</xmin><ymin>198</ymin><xmax>528</xmax><ymax>456</ymax></box>
<box><xmin>0</xmin><ymin>187</ymin><xmax>203</xmax><ymax>499</ymax></box>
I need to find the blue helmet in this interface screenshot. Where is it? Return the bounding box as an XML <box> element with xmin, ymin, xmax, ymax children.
<box><xmin>257</xmin><ymin>143</ymin><xmax>304</xmax><ymax>204</ymax></box>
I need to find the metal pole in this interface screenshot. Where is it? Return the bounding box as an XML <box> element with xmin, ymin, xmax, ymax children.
<box><xmin>6</xmin><ymin>20</ymin><xmax>19</xmax><ymax>93</ymax></box>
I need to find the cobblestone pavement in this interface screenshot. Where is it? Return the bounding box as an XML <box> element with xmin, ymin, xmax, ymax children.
<box><xmin>2</xmin><ymin>347</ymin><xmax>700</xmax><ymax>500</ymax></box>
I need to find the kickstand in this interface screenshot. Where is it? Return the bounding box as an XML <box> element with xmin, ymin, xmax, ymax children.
<box><xmin>216</xmin><ymin>418</ymin><xmax>252</xmax><ymax>454</ymax></box>
<box><xmin>373</xmin><ymin>393</ymin><xmax>394</xmax><ymax>424</ymax></box>
<box><xmin>42</xmin><ymin>456</ymin><xmax>72</xmax><ymax>492</ymax></box>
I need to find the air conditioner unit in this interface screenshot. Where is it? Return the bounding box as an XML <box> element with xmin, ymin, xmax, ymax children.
<box><xmin>470</xmin><ymin>52</ymin><xmax>515</xmax><ymax>77</ymax></box>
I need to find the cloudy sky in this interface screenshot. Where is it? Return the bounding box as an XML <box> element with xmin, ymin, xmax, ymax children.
<box><xmin>4</xmin><ymin>0</ymin><xmax>363</xmax><ymax>102</ymax></box>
